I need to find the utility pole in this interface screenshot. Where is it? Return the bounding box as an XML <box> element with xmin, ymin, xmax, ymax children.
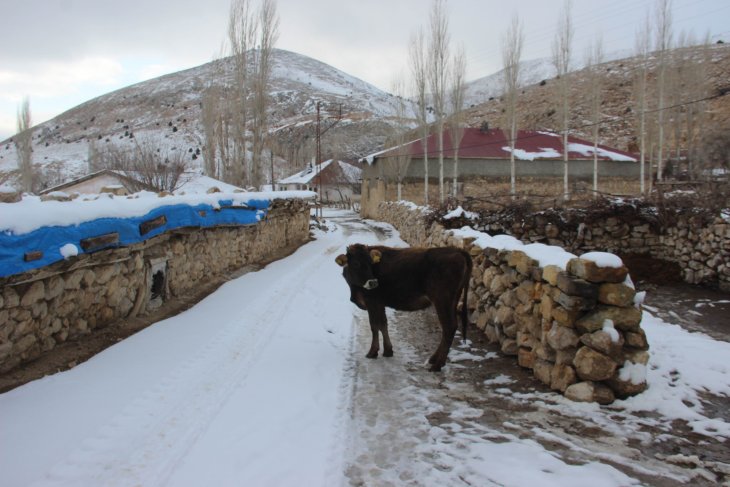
<box><xmin>315</xmin><ymin>101</ymin><xmax>343</xmax><ymax>220</ymax></box>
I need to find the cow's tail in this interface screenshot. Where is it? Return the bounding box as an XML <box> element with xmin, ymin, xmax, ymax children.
<box><xmin>461</xmin><ymin>252</ymin><xmax>472</xmax><ymax>343</ymax></box>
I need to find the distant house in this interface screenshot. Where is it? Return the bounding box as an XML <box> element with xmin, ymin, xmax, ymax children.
<box><xmin>277</xmin><ymin>160</ymin><xmax>362</xmax><ymax>203</ymax></box>
<box><xmin>359</xmin><ymin>127</ymin><xmax>639</xmax><ymax>215</ymax></box>
<box><xmin>39</xmin><ymin>169</ymin><xmax>154</xmax><ymax>196</ymax></box>
<box><xmin>40</xmin><ymin>170</ymin><xmax>243</xmax><ymax>196</ymax></box>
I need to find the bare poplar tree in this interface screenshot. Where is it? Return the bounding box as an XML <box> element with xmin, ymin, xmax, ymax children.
<box><xmin>427</xmin><ymin>0</ymin><xmax>451</xmax><ymax>204</ymax></box>
<box><xmin>685</xmin><ymin>32</ymin><xmax>712</xmax><ymax>178</ymax></box>
<box><xmin>250</xmin><ymin>0</ymin><xmax>279</xmax><ymax>189</ymax></box>
<box><xmin>552</xmin><ymin>0</ymin><xmax>574</xmax><ymax>200</ymax></box>
<box><xmin>448</xmin><ymin>45</ymin><xmax>466</xmax><ymax>199</ymax></box>
<box><xmin>228</xmin><ymin>0</ymin><xmax>258</xmax><ymax>187</ymax></box>
<box><xmin>409</xmin><ymin>27</ymin><xmax>431</xmax><ymax>205</ymax></box>
<box><xmin>633</xmin><ymin>13</ymin><xmax>651</xmax><ymax>194</ymax></box>
<box><xmin>654</xmin><ymin>0</ymin><xmax>673</xmax><ymax>182</ymax></box>
<box><xmin>201</xmin><ymin>85</ymin><xmax>221</xmax><ymax>178</ymax></box>
<box><xmin>15</xmin><ymin>97</ymin><xmax>34</xmax><ymax>193</ymax></box>
<box><xmin>501</xmin><ymin>12</ymin><xmax>524</xmax><ymax>198</ymax></box>
<box><xmin>385</xmin><ymin>77</ymin><xmax>413</xmax><ymax>201</ymax></box>
<box><xmin>585</xmin><ymin>35</ymin><xmax>604</xmax><ymax>196</ymax></box>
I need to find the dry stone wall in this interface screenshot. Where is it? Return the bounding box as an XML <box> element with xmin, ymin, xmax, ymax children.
<box><xmin>377</xmin><ymin>201</ymin><xmax>650</xmax><ymax>404</ymax></box>
<box><xmin>476</xmin><ymin>212</ymin><xmax>730</xmax><ymax>291</ymax></box>
<box><xmin>0</xmin><ymin>198</ymin><xmax>311</xmax><ymax>373</ymax></box>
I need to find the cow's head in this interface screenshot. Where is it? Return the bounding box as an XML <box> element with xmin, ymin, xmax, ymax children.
<box><xmin>335</xmin><ymin>244</ymin><xmax>381</xmax><ymax>290</ymax></box>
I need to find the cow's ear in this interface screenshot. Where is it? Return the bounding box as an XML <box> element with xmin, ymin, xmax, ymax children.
<box><xmin>370</xmin><ymin>249</ymin><xmax>382</xmax><ymax>264</ymax></box>
<box><xmin>335</xmin><ymin>254</ymin><xmax>347</xmax><ymax>267</ymax></box>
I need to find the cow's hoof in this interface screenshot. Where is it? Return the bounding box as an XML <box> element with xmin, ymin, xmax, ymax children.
<box><xmin>429</xmin><ymin>363</ymin><xmax>444</xmax><ymax>372</ymax></box>
<box><xmin>383</xmin><ymin>349</ymin><xmax>394</xmax><ymax>357</ymax></box>
<box><xmin>366</xmin><ymin>352</ymin><xmax>378</xmax><ymax>359</ymax></box>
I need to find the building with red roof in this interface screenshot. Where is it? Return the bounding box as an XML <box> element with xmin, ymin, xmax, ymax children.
<box><xmin>358</xmin><ymin>127</ymin><xmax>640</xmax><ymax>215</ymax></box>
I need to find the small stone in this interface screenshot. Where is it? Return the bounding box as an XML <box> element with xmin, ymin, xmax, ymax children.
<box><xmin>598</xmin><ymin>282</ymin><xmax>636</xmax><ymax>307</ymax></box>
<box><xmin>533</xmin><ymin>358</ymin><xmax>553</xmax><ymax>385</ymax></box>
<box><xmin>21</xmin><ymin>281</ymin><xmax>45</xmax><ymax>307</ymax></box>
<box><xmin>564</xmin><ymin>381</ymin><xmax>615</xmax><ymax>404</ymax></box>
<box><xmin>576</xmin><ymin>306</ymin><xmax>642</xmax><ymax>334</ymax></box>
<box><xmin>546</xmin><ymin>322</ymin><xmax>580</xmax><ymax>350</ymax></box>
<box><xmin>518</xmin><ymin>347</ymin><xmax>536</xmax><ymax>369</ymax></box>
<box><xmin>556</xmin><ymin>272</ymin><xmax>599</xmax><ymax>299</ymax></box>
<box><xmin>550</xmin><ymin>363</ymin><xmax>577</xmax><ymax>392</ymax></box>
<box><xmin>542</xmin><ymin>265</ymin><xmax>562</xmax><ymax>286</ymax></box>
<box><xmin>580</xmin><ymin>329</ymin><xmax>624</xmax><ymax>358</ymax></box>
<box><xmin>567</xmin><ymin>257</ymin><xmax>628</xmax><ymax>284</ymax></box>
<box><xmin>501</xmin><ymin>338</ymin><xmax>518</xmax><ymax>356</ymax></box>
<box><xmin>573</xmin><ymin>346</ymin><xmax>617</xmax><ymax>381</ymax></box>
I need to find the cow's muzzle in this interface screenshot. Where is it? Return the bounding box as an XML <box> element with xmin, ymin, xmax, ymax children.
<box><xmin>363</xmin><ymin>279</ymin><xmax>379</xmax><ymax>290</ymax></box>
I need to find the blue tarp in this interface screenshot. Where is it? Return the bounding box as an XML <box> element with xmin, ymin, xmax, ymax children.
<box><xmin>0</xmin><ymin>198</ymin><xmax>270</xmax><ymax>278</ymax></box>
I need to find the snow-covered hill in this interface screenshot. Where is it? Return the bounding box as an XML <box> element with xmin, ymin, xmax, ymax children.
<box><xmin>464</xmin><ymin>49</ymin><xmax>633</xmax><ymax>107</ymax></box>
<box><xmin>0</xmin><ymin>49</ymin><xmax>405</xmax><ymax>190</ymax></box>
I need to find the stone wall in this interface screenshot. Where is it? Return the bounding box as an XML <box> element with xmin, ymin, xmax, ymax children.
<box><xmin>0</xmin><ymin>198</ymin><xmax>311</xmax><ymax>373</ymax></box>
<box><xmin>376</xmin><ymin>201</ymin><xmax>649</xmax><ymax>404</ymax></box>
<box><xmin>471</xmin><ymin>211</ymin><xmax>730</xmax><ymax>291</ymax></box>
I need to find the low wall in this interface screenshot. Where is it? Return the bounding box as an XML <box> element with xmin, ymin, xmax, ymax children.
<box><xmin>472</xmin><ymin>210</ymin><xmax>730</xmax><ymax>291</ymax></box>
<box><xmin>0</xmin><ymin>198</ymin><xmax>311</xmax><ymax>373</ymax></box>
<box><xmin>377</xmin><ymin>201</ymin><xmax>650</xmax><ymax>404</ymax></box>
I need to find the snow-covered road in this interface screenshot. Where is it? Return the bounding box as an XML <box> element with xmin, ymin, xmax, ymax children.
<box><xmin>2</xmin><ymin>209</ymin><xmax>729</xmax><ymax>486</ymax></box>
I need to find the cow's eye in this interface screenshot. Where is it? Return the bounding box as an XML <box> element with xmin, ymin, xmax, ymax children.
<box><xmin>351</xmin><ymin>260</ymin><xmax>360</xmax><ymax>269</ymax></box>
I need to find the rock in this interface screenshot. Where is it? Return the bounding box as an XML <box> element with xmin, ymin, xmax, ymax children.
<box><xmin>100</xmin><ymin>185</ymin><xmax>129</xmax><ymax>196</ymax></box>
<box><xmin>575</xmin><ymin>305</ymin><xmax>642</xmax><ymax>334</ymax></box>
<box><xmin>624</xmin><ymin>329</ymin><xmax>649</xmax><ymax>350</ymax></box>
<box><xmin>573</xmin><ymin>346</ymin><xmax>617</xmax><ymax>381</ymax></box>
<box><xmin>500</xmin><ymin>338</ymin><xmax>518</xmax><ymax>356</ymax></box>
<box><xmin>598</xmin><ymin>282</ymin><xmax>636</xmax><ymax>307</ymax></box>
<box><xmin>550</xmin><ymin>364</ymin><xmax>577</xmax><ymax>392</ymax></box>
<box><xmin>580</xmin><ymin>329</ymin><xmax>624</xmax><ymax>357</ymax></box>
<box><xmin>565</xmin><ymin>381</ymin><xmax>616</xmax><ymax>404</ymax></box>
<box><xmin>20</xmin><ymin>281</ymin><xmax>45</xmax><ymax>307</ymax></box>
<box><xmin>567</xmin><ymin>257</ymin><xmax>629</xmax><ymax>283</ymax></box>
<box><xmin>606</xmin><ymin>361</ymin><xmax>648</xmax><ymax>398</ymax></box>
<box><xmin>533</xmin><ymin>358</ymin><xmax>553</xmax><ymax>385</ymax></box>
<box><xmin>508</xmin><ymin>250</ymin><xmax>539</xmax><ymax>275</ymax></box>
<box><xmin>3</xmin><ymin>287</ymin><xmax>20</xmax><ymax>308</ymax></box>
<box><xmin>552</xmin><ymin>288</ymin><xmax>596</xmax><ymax>311</ymax></box>
<box><xmin>542</xmin><ymin>265</ymin><xmax>562</xmax><ymax>286</ymax></box>
<box><xmin>45</xmin><ymin>276</ymin><xmax>65</xmax><ymax>300</ymax></box>
<box><xmin>0</xmin><ymin>187</ymin><xmax>21</xmax><ymax>203</ymax></box>
<box><xmin>518</xmin><ymin>347</ymin><xmax>537</xmax><ymax>369</ymax></box>
<box><xmin>556</xmin><ymin>272</ymin><xmax>599</xmax><ymax>299</ymax></box>
<box><xmin>555</xmin><ymin>347</ymin><xmax>578</xmax><ymax>365</ymax></box>
<box><xmin>495</xmin><ymin>305</ymin><xmax>514</xmax><ymax>326</ymax></box>
<box><xmin>546</xmin><ymin>322</ymin><xmax>580</xmax><ymax>350</ymax></box>
<box><xmin>551</xmin><ymin>305</ymin><xmax>581</xmax><ymax>327</ymax></box>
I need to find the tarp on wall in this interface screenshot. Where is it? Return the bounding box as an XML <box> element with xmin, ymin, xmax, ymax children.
<box><xmin>0</xmin><ymin>198</ymin><xmax>270</xmax><ymax>278</ymax></box>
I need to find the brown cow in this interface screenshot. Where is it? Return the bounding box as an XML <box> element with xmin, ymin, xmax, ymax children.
<box><xmin>335</xmin><ymin>244</ymin><xmax>472</xmax><ymax>371</ymax></box>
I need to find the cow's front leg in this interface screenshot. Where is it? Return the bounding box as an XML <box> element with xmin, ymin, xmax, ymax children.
<box><xmin>365</xmin><ymin>305</ymin><xmax>386</xmax><ymax>359</ymax></box>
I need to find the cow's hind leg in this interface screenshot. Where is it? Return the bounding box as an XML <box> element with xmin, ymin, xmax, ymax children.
<box><xmin>381</xmin><ymin>321</ymin><xmax>393</xmax><ymax>357</ymax></box>
<box><xmin>429</xmin><ymin>303</ymin><xmax>459</xmax><ymax>372</ymax></box>
<box><xmin>366</xmin><ymin>306</ymin><xmax>387</xmax><ymax>359</ymax></box>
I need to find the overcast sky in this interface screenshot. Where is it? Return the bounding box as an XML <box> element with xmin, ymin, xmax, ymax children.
<box><xmin>1</xmin><ymin>0</ymin><xmax>728</xmax><ymax>140</ymax></box>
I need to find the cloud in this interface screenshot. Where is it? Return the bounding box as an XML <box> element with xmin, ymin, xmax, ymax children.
<box><xmin>0</xmin><ymin>57</ymin><xmax>123</xmax><ymax>103</ymax></box>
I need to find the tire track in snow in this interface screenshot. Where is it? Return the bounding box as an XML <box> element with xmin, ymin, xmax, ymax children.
<box><xmin>31</xmin><ymin>232</ymin><xmax>350</xmax><ymax>487</ymax></box>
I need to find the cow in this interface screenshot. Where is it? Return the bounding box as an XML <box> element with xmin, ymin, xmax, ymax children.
<box><xmin>335</xmin><ymin>244</ymin><xmax>472</xmax><ymax>371</ymax></box>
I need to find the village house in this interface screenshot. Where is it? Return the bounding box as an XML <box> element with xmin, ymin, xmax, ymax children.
<box><xmin>277</xmin><ymin>159</ymin><xmax>362</xmax><ymax>205</ymax></box>
<box><xmin>39</xmin><ymin>170</ymin><xmax>243</xmax><ymax>197</ymax></box>
<box><xmin>359</xmin><ymin>127</ymin><xmax>639</xmax><ymax>217</ymax></box>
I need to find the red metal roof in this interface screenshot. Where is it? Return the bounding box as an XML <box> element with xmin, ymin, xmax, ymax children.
<box><xmin>373</xmin><ymin>128</ymin><xmax>636</xmax><ymax>162</ymax></box>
